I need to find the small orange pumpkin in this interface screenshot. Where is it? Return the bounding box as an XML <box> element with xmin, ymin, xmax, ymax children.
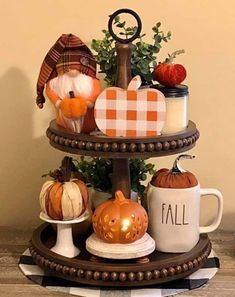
<box><xmin>151</xmin><ymin>154</ymin><xmax>198</xmax><ymax>188</ymax></box>
<box><xmin>60</xmin><ymin>92</ymin><xmax>88</xmax><ymax>119</ymax></box>
<box><xmin>92</xmin><ymin>191</ymin><xmax>148</xmax><ymax>244</ymax></box>
<box><xmin>39</xmin><ymin>157</ymin><xmax>89</xmax><ymax>220</ymax></box>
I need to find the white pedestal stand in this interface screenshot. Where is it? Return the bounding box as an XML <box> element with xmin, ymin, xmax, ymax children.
<box><xmin>40</xmin><ymin>211</ymin><xmax>89</xmax><ymax>258</ymax></box>
<box><xmin>86</xmin><ymin>232</ymin><xmax>155</xmax><ymax>259</ymax></box>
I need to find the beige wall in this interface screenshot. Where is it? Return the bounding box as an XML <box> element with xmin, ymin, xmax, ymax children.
<box><xmin>0</xmin><ymin>0</ymin><xmax>234</xmax><ymax>230</ymax></box>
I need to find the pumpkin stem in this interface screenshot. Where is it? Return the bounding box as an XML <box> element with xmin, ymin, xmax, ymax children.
<box><xmin>69</xmin><ymin>91</ymin><xmax>75</xmax><ymax>99</ymax></box>
<box><xmin>165</xmin><ymin>49</ymin><xmax>185</xmax><ymax>64</ymax></box>
<box><xmin>60</xmin><ymin>157</ymin><xmax>73</xmax><ymax>182</ymax></box>
<box><xmin>115</xmin><ymin>190</ymin><xmax>126</xmax><ymax>203</ymax></box>
<box><xmin>172</xmin><ymin>154</ymin><xmax>195</xmax><ymax>174</ymax></box>
<box><xmin>46</xmin><ymin>157</ymin><xmax>81</xmax><ymax>183</ymax></box>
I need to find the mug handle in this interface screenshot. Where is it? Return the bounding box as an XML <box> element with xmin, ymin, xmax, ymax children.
<box><xmin>199</xmin><ymin>188</ymin><xmax>223</xmax><ymax>234</ymax></box>
<box><xmin>146</xmin><ymin>183</ymin><xmax>152</xmax><ymax>212</ymax></box>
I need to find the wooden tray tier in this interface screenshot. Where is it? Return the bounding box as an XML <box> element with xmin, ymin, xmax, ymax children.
<box><xmin>29</xmin><ymin>223</ymin><xmax>211</xmax><ymax>288</ymax></box>
<box><xmin>46</xmin><ymin>120</ymin><xmax>199</xmax><ymax>159</ymax></box>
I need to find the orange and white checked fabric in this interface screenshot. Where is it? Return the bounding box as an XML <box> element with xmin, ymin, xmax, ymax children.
<box><xmin>94</xmin><ymin>76</ymin><xmax>166</xmax><ymax>137</ymax></box>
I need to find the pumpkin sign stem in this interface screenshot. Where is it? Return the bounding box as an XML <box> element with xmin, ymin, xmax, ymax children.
<box><xmin>172</xmin><ymin>154</ymin><xmax>195</xmax><ymax>174</ymax></box>
<box><xmin>127</xmin><ymin>76</ymin><xmax>142</xmax><ymax>91</ymax></box>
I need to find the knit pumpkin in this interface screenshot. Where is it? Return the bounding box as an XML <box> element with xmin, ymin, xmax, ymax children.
<box><xmin>151</xmin><ymin>154</ymin><xmax>198</xmax><ymax>188</ymax></box>
<box><xmin>39</xmin><ymin>157</ymin><xmax>89</xmax><ymax>221</ymax></box>
<box><xmin>92</xmin><ymin>191</ymin><xmax>148</xmax><ymax>244</ymax></box>
<box><xmin>60</xmin><ymin>94</ymin><xmax>88</xmax><ymax>119</ymax></box>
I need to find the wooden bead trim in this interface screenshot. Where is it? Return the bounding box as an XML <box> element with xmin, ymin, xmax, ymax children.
<box><xmin>29</xmin><ymin>241</ymin><xmax>211</xmax><ymax>285</ymax></box>
<box><xmin>46</xmin><ymin>120</ymin><xmax>199</xmax><ymax>157</ymax></box>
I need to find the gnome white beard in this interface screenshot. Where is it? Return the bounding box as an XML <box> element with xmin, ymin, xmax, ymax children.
<box><xmin>48</xmin><ymin>71</ymin><xmax>94</xmax><ymax>133</ymax></box>
<box><xmin>49</xmin><ymin>71</ymin><xmax>93</xmax><ymax>99</ymax></box>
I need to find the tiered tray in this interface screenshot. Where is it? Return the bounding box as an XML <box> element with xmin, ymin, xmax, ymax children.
<box><xmin>30</xmin><ymin>8</ymin><xmax>208</xmax><ymax>288</ymax></box>
<box><xmin>29</xmin><ymin>223</ymin><xmax>211</xmax><ymax>287</ymax></box>
<box><xmin>28</xmin><ymin>120</ymin><xmax>210</xmax><ymax>287</ymax></box>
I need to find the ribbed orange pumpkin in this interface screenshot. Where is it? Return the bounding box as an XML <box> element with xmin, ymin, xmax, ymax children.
<box><xmin>92</xmin><ymin>191</ymin><xmax>148</xmax><ymax>244</ymax></box>
<box><xmin>151</xmin><ymin>154</ymin><xmax>198</xmax><ymax>188</ymax></box>
<box><xmin>40</xmin><ymin>179</ymin><xmax>88</xmax><ymax>220</ymax></box>
<box><xmin>39</xmin><ymin>157</ymin><xmax>89</xmax><ymax>221</ymax></box>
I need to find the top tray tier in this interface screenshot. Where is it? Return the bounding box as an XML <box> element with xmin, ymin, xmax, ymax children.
<box><xmin>46</xmin><ymin>120</ymin><xmax>199</xmax><ymax>159</ymax></box>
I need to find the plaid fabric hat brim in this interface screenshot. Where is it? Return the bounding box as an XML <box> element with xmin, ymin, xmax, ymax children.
<box><xmin>54</xmin><ymin>49</ymin><xmax>96</xmax><ymax>78</ymax></box>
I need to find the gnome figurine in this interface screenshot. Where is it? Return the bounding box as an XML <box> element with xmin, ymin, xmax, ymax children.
<box><xmin>36</xmin><ymin>34</ymin><xmax>101</xmax><ymax>133</ymax></box>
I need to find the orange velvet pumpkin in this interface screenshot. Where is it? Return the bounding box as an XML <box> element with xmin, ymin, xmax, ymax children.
<box><xmin>92</xmin><ymin>191</ymin><xmax>148</xmax><ymax>244</ymax></box>
<box><xmin>151</xmin><ymin>154</ymin><xmax>198</xmax><ymax>188</ymax></box>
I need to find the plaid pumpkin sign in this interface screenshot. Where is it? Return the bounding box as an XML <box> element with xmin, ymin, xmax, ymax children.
<box><xmin>94</xmin><ymin>76</ymin><xmax>166</xmax><ymax>137</ymax></box>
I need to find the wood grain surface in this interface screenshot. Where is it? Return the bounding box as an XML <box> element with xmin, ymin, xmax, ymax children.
<box><xmin>0</xmin><ymin>227</ymin><xmax>234</xmax><ymax>296</ymax></box>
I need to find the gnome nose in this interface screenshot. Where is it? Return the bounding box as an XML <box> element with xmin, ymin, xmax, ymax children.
<box><xmin>67</xmin><ymin>70</ymin><xmax>79</xmax><ymax>77</ymax></box>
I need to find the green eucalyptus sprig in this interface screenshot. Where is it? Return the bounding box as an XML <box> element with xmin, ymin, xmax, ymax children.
<box><xmin>129</xmin><ymin>158</ymin><xmax>155</xmax><ymax>197</ymax></box>
<box><xmin>75</xmin><ymin>157</ymin><xmax>155</xmax><ymax>198</ymax></box>
<box><xmin>75</xmin><ymin>157</ymin><xmax>113</xmax><ymax>193</ymax></box>
<box><xmin>91</xmin><ymin>17</ymin><xmax>171</xmax><ymax>86</ymax></box>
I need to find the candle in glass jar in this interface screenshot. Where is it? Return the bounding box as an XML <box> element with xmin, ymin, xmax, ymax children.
<box><xmin>151</xmin><ymin>84</ymin><xmax>189</xmax><ymax>134</ymax></box>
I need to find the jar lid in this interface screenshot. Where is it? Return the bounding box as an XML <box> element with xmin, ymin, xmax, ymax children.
<box><xmin>150</xmin><ymin>84</ymin><xmax>188</xmax><ymax>97</ymax></box>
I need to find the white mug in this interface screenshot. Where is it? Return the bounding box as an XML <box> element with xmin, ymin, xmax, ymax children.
<box><xmin>147</xmin><ymin>183</ymin><xmax>223</xmax><ymax>253</ymax></box>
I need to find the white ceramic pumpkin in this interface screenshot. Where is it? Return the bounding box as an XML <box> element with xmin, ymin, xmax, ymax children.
<box><xmin>39</xmin><ymin>178</ymin><xmax>89</xmax><ymax>221</ymax></box>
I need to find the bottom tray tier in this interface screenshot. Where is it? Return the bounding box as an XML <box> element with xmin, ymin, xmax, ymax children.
<box><xmin>29</xmin><ymin>223</ymin><xmax>211</xmax><ymax>287</ymax></box>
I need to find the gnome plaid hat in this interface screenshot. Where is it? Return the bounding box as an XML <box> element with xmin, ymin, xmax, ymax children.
<box><xmin>36</xmin><ymin>34</ymin><xmax>97</xmax><ymax>108</ymax></box>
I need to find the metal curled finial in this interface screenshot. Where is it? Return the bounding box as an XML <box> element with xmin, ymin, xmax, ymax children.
<box><xmin>108</xmin><ymin>8</ymin><xmax>142</xmax><ymax>44</ymax></box>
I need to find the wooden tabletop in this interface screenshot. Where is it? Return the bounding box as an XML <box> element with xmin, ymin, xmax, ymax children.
<box><xmin>0</xmin><ymin>227</ymin><xmax>234</xmax><ymax>297</ymax></box>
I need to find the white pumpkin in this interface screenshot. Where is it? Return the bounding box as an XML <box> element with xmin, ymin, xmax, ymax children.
<box><xmin>39</xmin><ymin>178</ymin><xmax>89</xmax><ymax>221</ymax></box>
